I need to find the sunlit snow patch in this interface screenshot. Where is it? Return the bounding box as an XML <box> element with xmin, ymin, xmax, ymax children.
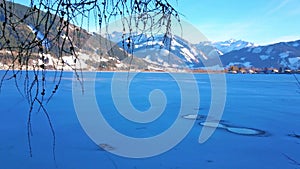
<box><xmin>182</xmin><ymin>114</ymin><xmax>206</xmax><ymax>120</ymax></box>
<box><xmin>292</xmin><ymin>42</ymin><xmax>299</xmax><ymax>47</ymax></box>
<box><xmin>259</xmin><ymin>55</ymin><xmax>270</xmax><ymax>60</ymax></box>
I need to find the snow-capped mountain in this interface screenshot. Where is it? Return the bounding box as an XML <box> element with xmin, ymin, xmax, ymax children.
<box><xmin>221</xmin><ymin>40</ymin><xmax>300</xmax><ymax>69</ymax></box>
<box><xmin>120</xmin><ymin>34</ymin><xmax>200</xmax><ymax>68</ymax></box>
<box><xmin>197</xmin><ymin>39</ymin><xmax>256</xmax><ymax>55</ymax></box>
<box><xmin>110</xmin><ymin>32</ymin><xmax>222</xmax><ymax>69</ymax></box>
<box><xmin>108</xmin><ymin>31</ymin><xmax>300</xmax><ymax>70</ymax></box>
<box><xmin>213</xmin><ymin>39</ymin><xmax>256</xmax><ymax>54</ymax></box>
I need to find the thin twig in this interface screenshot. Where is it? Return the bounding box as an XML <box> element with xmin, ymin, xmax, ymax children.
<box><xmin>282</xmin><ymin>153</ymin><xmax>300</xmax><ymax>166</ymax></box>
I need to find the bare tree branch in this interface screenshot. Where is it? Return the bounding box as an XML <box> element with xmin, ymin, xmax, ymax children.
<box><xmin>0</xmin><ymin>0</ymin><xmax>180</xmax><ymax>157</ymax></box>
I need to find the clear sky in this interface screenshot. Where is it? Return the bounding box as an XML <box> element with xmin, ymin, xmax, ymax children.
<box><xmin>12</xmin><ymin>0</ymin><xmax>300</xmax><ymax>45</ymax></box>
<box><xmin>170</xmin><ymin>0</ymin><xmax>300</xmax><ymax>45</ymax></box>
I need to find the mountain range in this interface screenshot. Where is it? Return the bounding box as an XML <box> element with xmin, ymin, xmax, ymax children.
<box><xmin>108</xmin><ymin>31</ymin><xmax>300</xmax><ymax>70</ymax></box>
<box><xmin>198</xmin><ymin>39</ymin><xmax>256</xmax><ymax>55</ymax></box>
<box><xmin>221</xmin><ymin>40</ymin><xmax>300</xmax><ymax>69</ymax></box>
<box><xmin>0</xmin><ymin>2</ymin><xmax>299</xmax><ymax>71</ymax></box>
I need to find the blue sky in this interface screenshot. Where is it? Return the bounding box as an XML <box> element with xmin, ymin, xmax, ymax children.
<box><xmin>171</xmin><ymin>0</ymin><xmax>300</xmax><ymax>45</ymax></box>
<box><xmin>14</xmin><ymin>0</ymin><xmax>300</xmax><ymax>45</ymax></box>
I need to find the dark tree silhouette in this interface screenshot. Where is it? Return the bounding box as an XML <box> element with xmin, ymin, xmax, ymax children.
<box><xmin>0</xmin><ymin>0</ymin><xmax>180</xmax><ymax>157</ymax></box>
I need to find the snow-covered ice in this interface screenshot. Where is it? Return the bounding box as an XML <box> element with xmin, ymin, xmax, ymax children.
<box><xmin>0</xmin><ymin>72</ymin><xmax>300</xmax><ymax>169</ymax></box>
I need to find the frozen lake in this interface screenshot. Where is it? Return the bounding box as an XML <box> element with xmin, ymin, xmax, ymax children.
<box><xmin>0</xmin><ymin>71</ymin><xmax>300</xmax><ymax>169</ymax></box>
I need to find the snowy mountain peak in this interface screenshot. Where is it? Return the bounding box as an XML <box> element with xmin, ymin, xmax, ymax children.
<box><xmin>225</xmin><ymin>38</ymin><xmax>237</xmax><ymax>44</ymax></box>
<box><xmin>115</xmin><ymin>33</ymin><xmax>205</xmax><ymax>68</ymax></box>
<box><xmin>105</xmin><ymin>31</ymin><xmax>300</xmax><ymax>70</ymax></box>
<box><xmin>212</xmin><ymin>39</ymin><xmax>256</xmax><ymax>54</ymax></box>
<box><xmin>104</xmin><ymin>31</ymin><xmax>226</xmax><ymax>69</ymax></box>
<box><xmin>197</xmin><ymin>39</ymin><xmax>256</xmax><ymax>55</ymax></box>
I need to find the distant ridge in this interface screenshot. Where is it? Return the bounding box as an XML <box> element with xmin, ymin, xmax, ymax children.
<box><xmin>221</xmin><ymin>40</ymin><xmax>300</xmax><ymax>69</ymax></box>
<box><xmin>1</xmin><ymin>2</ymin><xmax>299</xmax><ymax>71</ymax></box>
<box><xmin>108</xmin><ymin>31</ymin><xmax>300</xmax><ymax>70</ymax></box>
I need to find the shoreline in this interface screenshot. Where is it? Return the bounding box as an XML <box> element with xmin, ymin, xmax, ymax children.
<box><xmin>0</xmin><ymin>68</ymin><xmax>299</xmax><ymax>75</ymax></box>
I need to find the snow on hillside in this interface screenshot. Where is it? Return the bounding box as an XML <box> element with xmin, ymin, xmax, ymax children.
<box><xmin>102</xmin><ymin>31</ymin><xmax>300</xmax><ymax>70</ymax></box>
<box><xmin>115</xmin><ymin>33</ymin><xmax>209</xmax><ymax>68</ymax></box>
<box><xmin>212</xmin><ymin>39</ymin><xmax>256</xmax><ymax>54</ymax></box>
<box><xmin>197</xmin><ymin>39</ymin><xmax>256</xmax><ymax>55</ymax></box>
<box><xmin>221</xmin><ymin>40</ymin><xmax>300</xmax><ymax>69</ymax></box>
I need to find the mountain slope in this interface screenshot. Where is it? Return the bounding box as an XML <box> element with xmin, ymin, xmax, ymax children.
<box><xmin>220</xmin><ymin>40</ymin><xmax>300</xmax><ymax>69</ymax></box>
<box><xmin>0</xmin><ymin>2</ymin><xmax>141</xmax><ymax>70</ymax></box>
<box><xmin>212</xmin><ymin>39</ymin><xmax>256</xmax><ymax>54</ymax></box>
<box><xmin>1</xmin><ymin>2</ymin><xmax>299</xmax><ymax>71</ymax></box>
<box><xmin>112</xmin><ymin>33</ymin><xmax>224</xmax><ymax>69</ymax></box>
<box><xmin>196</xmin><ymin>39</ymin><xmax>256</xmax><ymax>55</ymax></box>
<box><xmin>109</xmin><ymin>31</ymin><xmax>300</xmax><ymax>70</ymax></box>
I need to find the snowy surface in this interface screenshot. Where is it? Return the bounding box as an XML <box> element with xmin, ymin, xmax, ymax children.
<box><xmin>252</xmin><ymin>47</ymin><xmax>262</xmax><ymax>54</ymax></box>
<box><xmin>211</xmin><ymin>39</ymin><xmax>256</xmax><ymax>54</ymax></box>
<box><xmin>292</xmin><ymin>42</ymin><xmax>300</xmax><ymax>47</ymax></box>
<box><xmin>180</xmin><ymin>48</ymin><xmax>196</xmax><ymax>63</ymax></box>
<box><xmin>288</xmin><ymin>57</ymin><xmax>300</xmax><ymax>69</ymax></box>
<box><xmin>288</xmin><ymin>57</ymin><xmax>300</xmax><ymax>65</ymax></box>
<box><xmin>265</xmin><ymin>47</ymin><xmax>274</xmax><ymax>54</ymax></box>
<box><xmin>279</xmin><ymin>52</ymin><xmax>290</xmax><ymax>59</ymax></box>
<box><xmin>0</xmin><ymin>72</ymin><xmax>300</xmax><ymax>169</ymax></box>
<box><xmin>228</xmin><ymin>62</ymin><xmax>252</xmax><ymax>68</ymax></box>
<box><xmin>242</xmin><ymin>62</ymin><xmax>252</xmax><ymax>67</ymax></box>
<box><xmin>259</xmin><ymin>55</ymin><xmax>270</xmax><ymax>60</ymax></box>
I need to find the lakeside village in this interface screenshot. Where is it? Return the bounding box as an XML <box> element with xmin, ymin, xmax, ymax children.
<box><xmin>141</xmin><ymin>65</ymin><xmax>300</xmax><ymax>74</ymax></box>
<box><xmin>2</xmin><ymin>63</ymin><xmax>298</xmax><ymax>74</ymax></box>
<box><xmin>0</xmin><ymin>51</ymin><xmax>299</xmax><ymax>74</ymax></box>
<box><xmin>1</xmin><ymin>60</ymin><xmax>300</xmax><ymax>74</ymax></box>
<box><xmin>216</xmin><ymin>66</ymin><xmax>300</xmax><ymax>74</ymax></box>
